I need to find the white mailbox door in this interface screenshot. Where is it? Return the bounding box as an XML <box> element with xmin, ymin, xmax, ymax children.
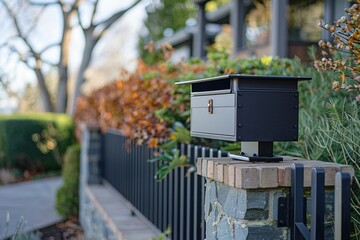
<box><xmin>190</xmin><ymin>94</ymin><xmax>236</xmax><ymax>141</ymax></box>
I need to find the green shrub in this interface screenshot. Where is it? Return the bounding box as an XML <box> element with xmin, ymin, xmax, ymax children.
<box><xmin>56</xmin><ymin>144</ymin><xmax>80</xmax><ymax>218</ymax></box>
<box><xmin>0</xmin><ymin>113</ymin><xmax>75</xmax><ymax>172</ymax></box>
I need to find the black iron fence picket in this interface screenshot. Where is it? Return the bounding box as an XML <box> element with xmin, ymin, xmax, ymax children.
<box><xmin>100</xmin><ymin>130</ymin><xmax>221</xmax><ymax>240</ymax></box>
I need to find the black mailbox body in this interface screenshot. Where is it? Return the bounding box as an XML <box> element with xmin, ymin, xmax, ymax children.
<box><xmin>176</xmin><ymin>74</ymin><xmax>311</xmax><ymax>161</ymax></box>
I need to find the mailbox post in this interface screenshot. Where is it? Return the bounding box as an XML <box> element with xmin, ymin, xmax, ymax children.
<box><xmin>176</xmin><ymin>74</ymin><xmax>311</xmax><ymax>162</ymax></box>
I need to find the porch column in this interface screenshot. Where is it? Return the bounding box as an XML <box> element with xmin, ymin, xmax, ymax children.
<box><xmin>230</xmin><ymin>0</ymin><xmax>246</xmax><ymax>58</ymax></box>
<box><xmin>323</xmin><ymin>0</ymin><xmax>352</xmax><ymax>41</ymax></box>
<box><xmin>193</xmin><ymin>0</ymin><xmax>207</xmax><ymax>59</ymax></box>
<box><xmin>270</xmin><ymin>0</ymin><xmax>288</xmax><ymax>57</ymax></box>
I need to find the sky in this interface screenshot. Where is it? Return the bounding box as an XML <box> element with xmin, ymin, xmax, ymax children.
<box><xmin>0</xmin><ymin>0</ymin><xmax>148</xmax><ymax>111</ymax></box>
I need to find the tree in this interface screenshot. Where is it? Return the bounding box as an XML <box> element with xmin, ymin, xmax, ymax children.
<box><xmin>139</xmin><ymin>0</ymin><xmax>196</xmax><ymax>63</ymax></box>
<box><xmin>144</xmin><ymin>0</ymin><xmax>196</xmax><ymax>42</ymax></box>
<box><xmin>0</xmin><ymin>0</ymin><xmax>140</xmax><ymax>113</ymax></box>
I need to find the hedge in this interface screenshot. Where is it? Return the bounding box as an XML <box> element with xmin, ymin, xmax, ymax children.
<box><xmin>0</xmin><ymin>113</ymin><xmax>75</xmax><ymax>172</ymax></box>
<box><xmin>56</xmin><ymin>144</ymin><xmax>80</xmax><ymax>218</ymax></box>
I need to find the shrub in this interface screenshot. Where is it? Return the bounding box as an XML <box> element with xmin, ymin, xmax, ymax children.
<box><xmin>0</xmin><ymin>113</ymin><xmax>75</xmax><ymax>173</ymax></box>
<box><xmin>314</xmin><ymin>3</ymin><xmax>360</xmax><ymax>237</ymax></box>
<box><xmin>315</xmin><ymin>2</ymin><xmax>360</xmax><ymax>100</ymax></box>
<box><xmin>56</xmin><ymin>144</ymin><xmax>80</xmax><ymax>218</ymax></box>
<box><xmin>75</xmin><ymin>50</ymin><xmax>345</xmax><ymax>149</ymax></box>
<box><xmin>75</xmin><ymin>58</ymin><xmax>205</xmax><ymax>147</ymax></box>
<box><xmin>76</xmin><ymin>43</ymin><xmax>360</xmax><ymax>233</ymax></box>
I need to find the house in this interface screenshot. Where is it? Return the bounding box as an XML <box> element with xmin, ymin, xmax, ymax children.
<box><xmin>156</xmin><ymin>0</ymin><xmax>350</xmax><ymax>61</ymax></box>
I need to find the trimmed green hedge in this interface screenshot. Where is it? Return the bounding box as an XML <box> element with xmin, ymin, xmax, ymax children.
<box><xmin>56</xmin><ymin>144</ymin><xmax>80</xmax><ymax>217</ymax></box>
<box><xmin>0</xmin><ymin>113</ymin><xmax>75</xmax><ymax>172</ymax></box>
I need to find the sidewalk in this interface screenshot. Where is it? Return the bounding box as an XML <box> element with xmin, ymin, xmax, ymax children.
<box><xmin>0</xmin><ymin>177</ymin><xmax>63</xmax><ymax>238</ymax></box>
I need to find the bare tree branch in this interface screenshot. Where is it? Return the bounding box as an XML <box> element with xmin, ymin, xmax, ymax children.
<box><xmin>39</xmin><ymin>42</ymin><xmax>60</xmax><ymax>54</ymax></box>
<box><xmin>43</xmin><ymin>60</ymin><xmax>57</xmax><ymax>67</ymax></box>
<box><xmin>27</xmin><ymin>0</ymin><xmax>61</xmax><ymax>7</ymax></box>
<box><xmin>95</xmin><ymin>0</ymin><xmax>141</xmax><ymax>39</ymax></box>
<box><xmin>23</xmin><ymin>4</ymin><xmax>46</xmax><ymax>39</ymax></box>
<box><xmin>71</xmin><ymin>0</ymin><xmax>81</xmax><ymax>12</ymax></box>
<box><xmin>1</xmin><ymin>0</ymin><xmax>38</xmax><ymax>56</ymax></box>
<box><xmin>0</xmin><ymin>74</ymin><xmax>20</xmax><ymax>99</ymax></box>
<box><xmin>90</xmin><ymin>0</ymin><xmax>100</xmax><ymax>27</ymax></box>
<box><xmin>7</xmin><ymin>45</ymin><xmax>34</xmax><ymax>69</ymax></box>
<box><xmin>77</xmin><ymin>5</ymin><xmax>85</xmax><ymax>31</ymax></box>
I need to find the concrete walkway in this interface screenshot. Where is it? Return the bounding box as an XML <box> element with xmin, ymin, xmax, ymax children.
<box><xmin>0</xmin><ymin>177</ymin><xmax>63</xmax><ymax>238</ymax></box>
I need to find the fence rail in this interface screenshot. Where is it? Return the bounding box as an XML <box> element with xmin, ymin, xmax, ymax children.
<box><xmin>100</xmin><ymin>130</ymin><xmax>227</xmax><ymax>240</ymax></box>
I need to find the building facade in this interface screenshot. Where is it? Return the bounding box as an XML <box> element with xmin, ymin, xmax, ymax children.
<box><xmin>157</xmin><ymin>0</ymin><xmax>350</xmax><ymax>61</ymax></box>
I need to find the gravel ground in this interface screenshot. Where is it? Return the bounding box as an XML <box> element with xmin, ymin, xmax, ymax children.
<box><xmin>39</xmin><ymin>218</ymin><xmax>87</xmax><ymax>240</ymax></box>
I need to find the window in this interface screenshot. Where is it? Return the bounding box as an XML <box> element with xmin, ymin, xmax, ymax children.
<box><xmin>288</xmin><ymin>0</ymin><xmax>323</xmax><ymax>42</ymax></box>
<box><xmin>245</xmin><ymin>0</ymin><xmax>271</xmax><ymax>47</ymax></box>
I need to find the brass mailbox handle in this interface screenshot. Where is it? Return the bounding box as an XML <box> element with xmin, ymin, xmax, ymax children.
<box><xmin>208</xmin><ymin>99</ymin><xmax>213</xmax><ymax>114</ymax></box>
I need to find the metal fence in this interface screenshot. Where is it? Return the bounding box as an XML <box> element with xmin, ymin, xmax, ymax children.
<box><xmin>277</xmin><ymin>163</ymin><xmax>351</xmax><ymax>240</ymax></box>
<box><xmin>100</xmin><ymin>129</ymin><xmax>227</xmax><ymax>240</ymax></box>
<box><xmin>99</xmin><ymin>129</ymin><xmax>352</xmax><ymax>240</ymax></box>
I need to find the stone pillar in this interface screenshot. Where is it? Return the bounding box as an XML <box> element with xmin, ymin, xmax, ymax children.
<box><xmin>80</xmin><ymin>124</ymin><xmax>103</xmax><ymax>229</ymax></box>
<box><xmin>197</xmin><ymin>157</ymin><xmax>354</xmax><ymax>240</ymax></box>
<box><xmin>80</xmin><ymin>124</ymin><xmax>102</xmax><ymax>186</ymax></box>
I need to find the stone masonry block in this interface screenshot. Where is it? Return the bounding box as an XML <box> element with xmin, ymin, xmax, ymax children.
<box><xmin>303</xmin><ymin>167</ymin><xmax>312</xmax><ymax>187</ymax></box>
<box><xmin>204</xmin><ymin>183</ymin><xmax>211</xmax><ymax>218</ymax></box>
<box><xmin>323</xmin><ymin>166</ymin><xmax>337</xmax><ymax>186</ymax></box>
<box><xmin>235</xmin><ymin>167</ymin><xmax>259</xmax><ymax>189</ymax></box>
<box><xmin>247</xmin><ymin>191</ymin><xmax>268</xmax><ymax>209</ymax></box>
<box><xmin>306</xmin><ymin>190</ymin><xmax>334</xmax><ymax>222</ymax></box>
<box><xmin>207</xmin><ymin>160</ymin><xmax>215</xmax><ymax>179</ymax></box>
<box><xmin>247</xmin><ymin>225</ymin><xmax>285</xmax><ymax>240</ymax></box>
<box><xmin>235</xmin><ymin>190</ymin><xmax>248</xmax><ymax>219</ymax></box>
<box><xmin>228</xmin><ymin>164</ymin><xmax>236</xmax><ymax>187</ymax></box>
<box><xmin>217</xmin><ymin>216</ymin><xmax>232</xmax><ymax>240</ymax></box>
<box><xmin>208</xmin><ymin>180</ymin><xmax>217</xmax><ymax>204</ymax></box>
<box><xmin>278</xmin><ymin>166</ymin><xmax>291</xmax><ymax>187</ymax></box>
<box><xmin>206</xmin><ymin>210</ymin><xmax>217</xmax><ymax>240</ymax></box>
<box><xmin>217</xmin><ymin>183</ymin><xmax>230</xmax><ymax>207</ymax></box>
<box><xmin>202</xmin><ymin>159</ymin><xmax>208</xmax><ymax>177</ymax></box>
<box><xmin>244</xmin><ymin>209</ymin><xmax>268</xmax><ymax>221</ymax></box>
<box><xmin>325</xmin><ymin>191</ymin><xmax>334</xmax><ymax>215</ymax></box>
<box><xmin>258</xmin><ymin>167</ymin><xmax>278</xmax><ymax>188</ymax></box>
<box><xmin>224</xmin><ymin>165</ymin><xmax>235</xmax><ymax>187</ymax></box>
<box><xmin>223</xmin><ymin>187</ymin><xmax>242</xmax><ymax>218</ymax></box>
<box><xmin>245</xmin><ymin>191</ymin><xmax>269</xmax><ymax>221</ymax></box>
<box><xmin>197</xmin><ymin>158</ymin><xmax>202</xmax><ymax>176</ymax></box>
<box><xmin>214</xmin><ymin>162</ymin><xmax>224</xmax><ymax>183</ymax></box>
<box><xmin>234</xmin><ymin>221</ymin><xmax>249</xmax><ymax>240</ymax></box>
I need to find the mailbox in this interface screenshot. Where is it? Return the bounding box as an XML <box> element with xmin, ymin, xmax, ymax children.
<box><xmin>176</xmin><ymin>74</ymin><xmax>311</xmax><ymax>162</ymax></box>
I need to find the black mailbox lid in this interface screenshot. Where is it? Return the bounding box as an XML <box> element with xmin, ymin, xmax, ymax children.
<box><xmin>175</xmin><ymin>74</ymin><xmax>311</xmax><ymax>94</ymax></box>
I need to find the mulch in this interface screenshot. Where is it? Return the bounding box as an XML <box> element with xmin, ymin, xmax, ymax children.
<box><xmin>39</xmin><ymin>218</ymin><xmax>86</xmax><ymax>240</ymax></box>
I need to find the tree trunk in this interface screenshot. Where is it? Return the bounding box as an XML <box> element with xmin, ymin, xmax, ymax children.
<box><xmin>35</xmin><ymin>66</ymin><xmax>54</xmax><ymax>112</ymax></box>
<box><xmin>56</xmin><ymin>66</ymin><xmax>68</xmax><ymax>113</ymax></box>
<box><xmin>56</xmin><ymin>10</ymin><xmax>72</xmax><ymax>113</ymax></box>
<box><xmin>68</xmin><ymin>32</ymin><xmax>97</xmax><ymax>115</ymax></box>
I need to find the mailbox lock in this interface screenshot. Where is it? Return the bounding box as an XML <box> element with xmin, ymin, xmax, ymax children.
<box><xmin>208</xmin><ymin>99</ymin><xmax>213</xmax><ymax>114</ymax></box>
